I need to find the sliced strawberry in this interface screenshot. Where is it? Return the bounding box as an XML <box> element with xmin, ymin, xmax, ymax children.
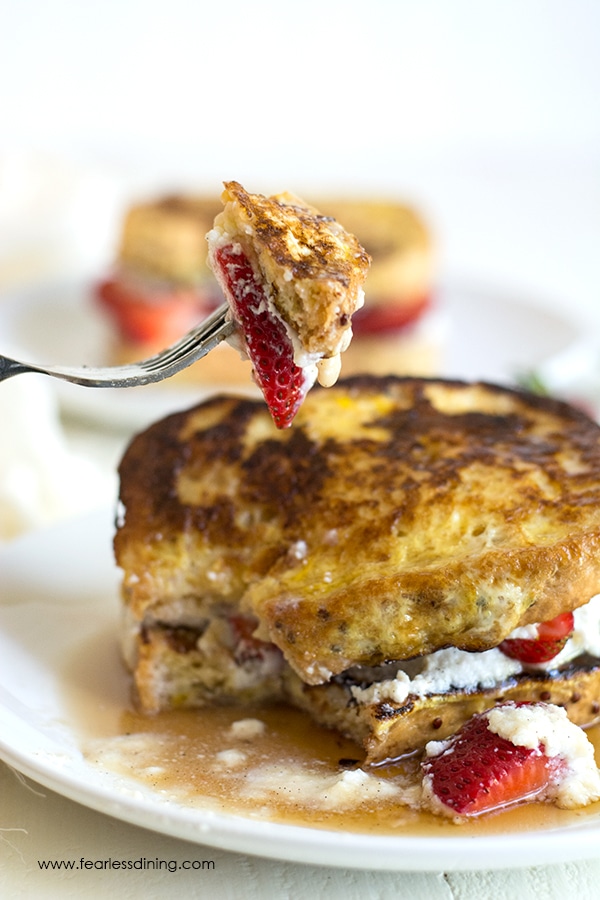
<box><xmin>95</xmin><ymin>278</ymin><xmax>214</xmax><ymax>346</ymax></box>
<box><xmin>499</xmin><ymin>611</ymin><xmax>574</xmax><ymax>664</ymax></box>
<box><xmin>351</xmin><ymin>294</ymin><xmax>431</xmax><ymax>336</ymax></box>
<box><xmin>212</xmin><ymin>244</ymin><xmax>311</xmax><ymax>428</ymax></box>
<box><xmin>422</xmin><ymin>705</ymin><xmax>562</xmax><ymax>817</ymax></box>
<box><xmin>228</xmin><ymin>614</ymin><xmax>280</xmax><ymax>665</ymax></box>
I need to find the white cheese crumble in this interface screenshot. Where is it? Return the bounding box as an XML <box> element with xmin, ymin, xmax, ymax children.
<box><xmin>289</xmin><ymin>540</ymin><xmax>308</xmax><ymax>561</ymax></box>
<box><xmin>351</xmin><ymin>594</ymin><xmax>600</xmax><ymax>707</ymax></box>
<box><xmin>214</xmin><ymin>749</ymin><xmax>247</xmax><ymax>768</ymax></box>
<box><xmin>304</xmin><ymin>660</ymin><xmax>334</xmax><ymax>682</ymax></box>
<box><xmin>485</xmin><ymin>703</ymin><xmax>600</xmax><ymax>808</ymax></box>
<box><xmin>237</xmin><ymin>763</ymin><xmax>402</xmax><ymax>810</ymax></box>
<box><xmin>351</xmin><ymin>647</ymin><xmax>523</xmax><ymax>707</ymax></box>
<box><xmin>227</xmin><ymin>718</ymin><xmax>266</xmax><ymax>741</ymax></box>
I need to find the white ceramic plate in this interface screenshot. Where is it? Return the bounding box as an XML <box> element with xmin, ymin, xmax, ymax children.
<box><xmin>2</xmin><ymin>510</ymin><xmax>600</xmax><ymax>872</ymax></box>
<box><xmin>0</xmin><ymin>277</ymin><xmax>582</xmax><ymax>431</ymax></box>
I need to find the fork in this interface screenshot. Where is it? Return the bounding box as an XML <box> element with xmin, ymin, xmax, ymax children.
<box><xmin>0</xmin><ymin>302</ymin><xmax>235</xmax><ymax>388</ymax></box>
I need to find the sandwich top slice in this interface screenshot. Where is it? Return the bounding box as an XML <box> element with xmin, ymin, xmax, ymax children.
<box><xmin>115</xmin><ymin>376</ymin><xmax>600</xmax><ymax>716</ymax></box>
<box><xmin>117</xmin><ymin>195</ymin><xmax>221</xmax><ymax>286</ymax></box>
<box><xmin>206</xmin><ymin>182</ymin><xmax>371</xmax><ymax>426</ymax></box>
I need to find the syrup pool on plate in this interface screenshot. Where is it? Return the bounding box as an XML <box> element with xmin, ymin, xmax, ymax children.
<box><xmin>59</xmin><ymin>627</ymin><xmax>600</xmax><ymax>838</ymax></box>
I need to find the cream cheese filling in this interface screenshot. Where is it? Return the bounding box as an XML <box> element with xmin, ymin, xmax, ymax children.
<box><xmin>351</xmin><ymin>595</ymin><xmax>600</xmax><ymax>707</ymax></box>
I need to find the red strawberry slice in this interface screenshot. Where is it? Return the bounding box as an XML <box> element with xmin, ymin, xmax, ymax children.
<box><xmin>351</xmin><ymin>294</ymin><xmax>431</xmax><ymax>336</ymax></box>
<box><xmin>96</xmin><ymin>277</ymin><xmax>212</xmax><ymax>345</ymax></box>
<box><xmin>228</xmin><ymin>613</ymin><xmax>279</xmax><ymax>664</ymax></box>
<box><xmin>499</xmin><ymin>611</ymin><xmax>574</xmax><ymax>664</ymax></box>
<box><xmin>422</xmin><ymin>704</ymin><xmax>563</xmax><ymax>817</ymax></box>
<box><xmin>212</xmin><ymin>244</ymin><xmax>312</xmax><ymax>429</ymax></box>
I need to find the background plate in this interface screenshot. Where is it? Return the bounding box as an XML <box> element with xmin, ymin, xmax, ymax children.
<box><xmin>0</xmin><ymin>277</ymin><xmax>582</xmax><ymax>430</ymax></box>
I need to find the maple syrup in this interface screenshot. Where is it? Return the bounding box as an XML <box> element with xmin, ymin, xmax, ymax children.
<box><xmin>61</xmin><ymin>625</ymin><xmax>600</xmax><ymax>838</ymax></box>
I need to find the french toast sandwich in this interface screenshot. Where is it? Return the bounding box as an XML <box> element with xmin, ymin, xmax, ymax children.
<box><xmin>115</xmin><ymin>375</ymin><xmax>600</xmax><ymax>760</ymax></box>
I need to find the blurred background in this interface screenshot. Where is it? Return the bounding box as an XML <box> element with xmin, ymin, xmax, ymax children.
<box><xmin>0</xmin><ymin>0</ymin><xmax>598</xmax><ymax>307</ymax></box>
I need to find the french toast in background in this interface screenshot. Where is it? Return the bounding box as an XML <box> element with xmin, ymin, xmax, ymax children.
<box><xmin>94</xmin><ymin>191</ymin><xmax>438</xmax><ymax>386</ymax></box>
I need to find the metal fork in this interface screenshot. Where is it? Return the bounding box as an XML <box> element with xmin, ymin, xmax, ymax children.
<box><xmin>0</xmin><ymin>302</ymin><xmax>235</xmax><ymax>388</ymax></box>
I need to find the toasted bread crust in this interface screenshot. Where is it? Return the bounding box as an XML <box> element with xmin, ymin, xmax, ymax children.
<box><xmin>207</xmin><ymin>181</ymin><xmax>371</xmax><ymax>358</ymax></box>
<box><xmin>116</xmin><ymin>376</ymin><xmax>600</xmax><ymax>686</ymax></box>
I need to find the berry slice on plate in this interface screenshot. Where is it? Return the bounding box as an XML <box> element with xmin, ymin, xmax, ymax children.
<box><xmin>499</xmin><ymin>611</ymin><xmax>575</xmax><ymax>664</ymax></box>
<box><xmin>207</xmin><ymin>181</ymin><xmax>370</xmax><ymax>428</ymax></box>
<box><xmin>421</xmin><ymin>703</ymin><xmax>565</xmax><ymax>818</ymax></box>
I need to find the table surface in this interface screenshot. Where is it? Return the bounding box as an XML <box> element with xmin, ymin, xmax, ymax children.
<box><xmin>1</xmin><ymin>161</ymin><xmax>600</xmax><ymax>899</ymax></box>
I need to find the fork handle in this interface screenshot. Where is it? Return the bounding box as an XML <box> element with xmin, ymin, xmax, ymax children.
<box><xmin>0</xmin><ymin>355</ymin><xmax>30</xmax><ymax>381</ymax></box>
<box><xmin>0</xmin><ymin>304</ymin><xmax>236</xmax><ymax>388</ymax></box>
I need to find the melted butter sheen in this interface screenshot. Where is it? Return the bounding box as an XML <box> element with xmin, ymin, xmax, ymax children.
<box><xmin>83</xmin><ymin>702</ymin><xmax>600</xmax><ymax>837</ymax></box>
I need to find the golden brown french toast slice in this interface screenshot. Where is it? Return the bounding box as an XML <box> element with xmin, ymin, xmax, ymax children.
<box><xmin>115</xmin><ymin>375</ymin><xmax>600</xmax><ymax>691</ymax></box>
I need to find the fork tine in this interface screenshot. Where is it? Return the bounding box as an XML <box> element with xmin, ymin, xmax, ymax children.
<box><xmin>138</xmin><ymin>304</ymin><xmax>233</xmax><ymax>374</ymax></box>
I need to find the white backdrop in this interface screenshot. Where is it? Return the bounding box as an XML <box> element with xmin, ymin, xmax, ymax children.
<box><xmin>1</xmin><ymin>0</ymin><xmax>599</xmax><ymax>180</ymax></box>
<box><xmin>1</xmin><ymin>0</ymin><xmax>599</xmax><ymax>320</ymax></box>
<box><xmin>0</xmin><ymin>1</ymin><xmax>598</xmax><ymax>290</ymax></box>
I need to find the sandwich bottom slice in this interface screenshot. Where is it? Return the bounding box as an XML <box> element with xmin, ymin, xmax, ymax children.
<box><xmin>123</xmin><ymin>601</ymin><xmax>600</xmax><ymax>763</ymax></box>
<box><xmin>115</xmin><ymin>375</ymin><xmax>600</xmax><ymax>763</ymax></box>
